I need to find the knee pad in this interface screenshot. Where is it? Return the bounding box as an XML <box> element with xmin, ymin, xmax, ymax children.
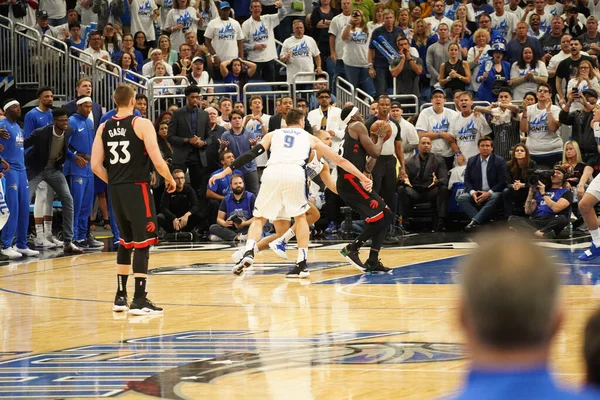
<box><xmin>117</xmin><ymin>245</ymin><xmax>132</xmax><ymax>265</ymax></box>
<box><xmin>132</xmin><ymin>246</ymin><xmax>150</xmax><ymax>274</ymax></box>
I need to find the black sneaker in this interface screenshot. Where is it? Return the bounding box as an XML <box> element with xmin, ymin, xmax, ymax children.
<box><xmin>364</xmin><ymin>259</ymin><xmax>392</xmax><ymax>274</ymax></box>
<box><xmin>112</xmin><ymin>293</ymin><xmax>129</xmax><ymax>312</ymax></box>
<box><xmin>232</xmin><ymin>253</ymin><xmax>254</xmax><ymax>276</ymax></box>
<box><xmin>128</xmin><ymin>296</ymin><xmax>163</xmax><ymax>315</ymax></box>
<box><xmin>340</xmin><ymin>245</ymin><xmax>366</xmax><ymax>272</ymax></box>
<box><xmin>285</xmin><ymin>261</ymin><xmax>310</xmax><ymax>278</ymax></box>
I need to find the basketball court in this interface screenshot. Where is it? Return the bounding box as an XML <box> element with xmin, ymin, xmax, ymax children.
<box><xmin>0</xmin><ymin>236</ymin><xmax>598</xmax><ymax>399</ymax></box>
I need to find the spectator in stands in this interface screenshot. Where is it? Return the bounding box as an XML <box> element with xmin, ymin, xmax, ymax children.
<box><xmin>491</xmin><ymin>0</ymin><xmax>518</xmax><ymax>43</ymax></box>
<box><xmin>397</xmin><ymin>136</ymin><xmax>449</xmax><ymax>231</ymax></box>
<box><xmin>67</xmin><ymin>97</ymin><xmax>103</xmax><ymax>249</ymax></box>
<box><xmin>563</xmin><ymin>5</ymin><xmax>585</xmax><ymax>37</ymax></box>
<box><xmin>204</xmin><ymin>1</ymin><xmax>244</xmax><ymax>74</ymax></box>
<box><xmin>186</xmin><ymin>57</ymin><xmax>214</xmax><ymax>102</ymax></box>
<box><xmin>219</xmin><ymin>58</ymin><xmax>257</xmax><ymax>101</ymax></box>
<box><xmin>221</xmin><ymin>110</ymin><xmax>260</xmax><ymax>194</ymax></box>
<box><xmin>528</xmin><ymin>13</ymin><xmax>545</xmax><ymax>40</ymax></box>
<box><xmin>133</xmin><ymin>30</ymin><xmax>150</xmax><ymax>59</ymax></box>
<box><xmin>196</xmin><ymin>0</ymin><xmax>218</xmax><ymax>44</ymax></box>
<box><xmin>142</xmin><ymin>48</ymin><xmax>174</xmax><ymax>76</ymax></box>
<box><xmin>172</xmin><ymin>43</ymin><xmax>193</xmax><ymax>76</ymax></box>
<box><xmin>341</xmin><ymin>8</ymin><xmax>372</xmax><ymax>96</ymax></box>
<box><xmin>158</xmin><ymin>169</ymin><xmax>202</xmax><ymax>234</ymax></box>
<box><xmin>243</xmin><ymin>95</ymin><xmax>270</xmax><ymax>139</ymax></box>
<box><xmin>307</xmin><ymin>89</ymin><xmax>344</xmax><ymax>153</ymax></box>
<box><xmin>207</xmin><ymin>150</ymin><xmax>243</xmax><ymax>203</ymax></box>
<box><xmin>416</xmin><ymin>88</ymin><xmax>459</xmax><ymax>170</ymax></box>
<box><xmin>426</xmin><ymin>23</ymin><xmax>451</xmax><ymax>93</ymax></box>
<box><xmin>562</xmin><ymin>140</ymin><xmax>586</xmax><ymax>192</ymax></box>
<box><xmin>439</xmin><ymin>43</ymin><xmax>471</xmax><ymax>100</ymax></box>
<box><xmin>458</xmin><ymin>136</ymin><xmax>507</xmax><ymax>230</ymax></box>
<box><xmin>555</xmin><ymin>38</ymin><xmax>598</xmax><ymax>105</ymax></box>
<box><xmin>242</xmin><ymin>0</ymin><xmax>286</xmax><ymax>83</ymax></box>
<box><xmin>455</xmin><ymin>4</ymin><xmax>476</xmax><ymax>39</ymax></box>
<box><xmin>204</xmin><ymin>106</ymin><xmax>227</xmax><ymax>173</ymax></box>
<box><xmin>164</xmin><ymin>0</ymin><xmax>201</xmax><ymax>51</ymax></box>
<box><xmin>112</xmin><ymin>33</ymin><xmax>144</xmax><ymax>70</ymax></box>
<box><xmin>24</xmin><ymin>108</ymin><xmax>82</xmax><ymax>254</ymax></box>
<box><xmin>268</xmin><ymin>95</ymin><xmax>312</xmax><ymax>133</ymax></box>
<box><xmin>368</xmin><ymin>9</ymin><xmax>403</xmax><ymax>98</ymax></box>
<box><xmin>466</xmin><ymin>29</ymin><xmax>490</xmax><ymax>96</ymax></box>
<box><xmin>467</xmin><ymin>0</ymin><xmax>494</xmax><ymax>21</ymax></box>
<box><xmin>508</xmin><ymin>165</ymin><xmax>572</xmax><ymax>238</ymax></box>
<box><xmin>154</xmin><ymin>34</ymin><xmax>178</xmax><ymax>65</ymax></box>
<box><xmin>151</xmin><ymin>121</ymin><xmax>173</xmax><ymax>206</ymax></box>
<box><xmin>579</xmin><ymin>16</ymin><xmax>600</xmax><ymax>57</ymax></box>
<box><xmin>521</xmin><ymin>83</ymin><xmax>562</xmax><ymax>168</ymax></box>
<box><xmin>23</xmin><ymin>87</ymin><xmax>62</xmax><ymax>249</ymax></box>
<box><xmin>506</xmin><ymin>22</ymin><xmax>543</xmax><ymax>63</ymax></box>
<box><xmin>56</xmin><ymin>9</ymin><xmax>84</xmax><ymax>41</ymax></box>
<box><xmin>209</xmin><ymin>174</ymin><xmax>254</xmax><ymax>241</ymax></box>
<box><xmin>33</xmin><ymin>10</ymin><xmax>60</xmax><ymax>39</ymax></box>
<box><xmin>391</xmin><ymin>103</ymin><xmax>419</xmax><ymax>159</ymax></box>
<box><xmin>129</xmin><ymin>0</ymin><xmax>158</xmax><ymax>47</ymax></box>
<box><xmin>540</xmin><ymin>16</ymin><xmax>565</xmax><ymax>62</ymax></box>
<box><xmin>151</xmin><ymin>62</ymin><xmax>176</xmax><ymax>97</ymax></box>
<box><xmin>475</xmin><ymin>42</ymin><xmax>511</xmax><ymax>102</ymax></box>
<box><xmin>100</xmin><ymin>23</ymin><xmax>121</xmax><ymax>56</ymax></box>
<box><xmin>565</xmin><ymin>60</ymin><xmax>600</xmax><ymax>112</ymax></box>
<box><xmin>559</xmin><ymin>88</ymin><xmax>599</xmax><ymax>161</ymax></box>
<box><xmin>295</xmin><ymin>98</ymin><xmax>309</xmax><ymax>115</ymax></box>
<box><xmin>0</xmin><ymin>100</ymin><xmax>39</xmax><ymax>259</ymax></box>
<box><xmin>64</xmin><ymin>78</ymin><xmax>102</xmax><ymax>130</ymax></box>
<box><xmin>504</xmin><ymin>143</ymin><xmax>537</xmax><ymax>217</ymax></box>
<box><xmin>135</xmin><ymin>94</ymin><xmax>148</xmax><ymax>117</ymax></box>
<box><xmin>117</xmin><ymin>53</ymin><xmax>139</xmax><ymax>81</ymax></box>
<box><xmin>509</xmin><ymin>45</ymin><xmax>549</xmax><ymax>101</ymax></box>
<box><xmin>40</xmin><ymin>0</ymin><xmax>66</xmax><ymax>26</ymax></box>
<box><xmin>82</xmin><ymin>30</ymin><xmax>111</xmax><ymax>67</ymax></box>
<box><xmin>390</xmin><ymin>37</ymin><xmax>424</xmax><ymax>98</ymax></box>
<box><xmin>308</xmin><ymin>74</ymin><xmax>337</xmax><ymax>109</ymax></box>
<box><xmin>328</xmin><ymin>0</ymin><xmax>351</xmax><ymax>94</ymax></box>
<box><xmin>156</xmin><ymin>0</ymin><xmax>174</xmax><ymax>34</ymax></box>
<box><xmin>168</xmin><ymin>85</ymin><xmax>212</xmax><ymax>204</ymax></box>
<box><xmin>217</xmin><ymin>97</ymin><xmax>233</xmax><ymax>129</ymax></box>
<box><xmin>452</xmin><ymin>234</ymin><xmax>578</xmax><ymax>399</ymax></box>
<box><xmin>92</xmin><ymin>0</ymin><xmax>123</xmax><ymax>31</ymax></box>
<box><xmin>424</xmin><ymin>0</ymin><xmax>453</xmax><ymax>36</ymax></box>
<box><xmin>310</xmin><ymin>0</ymin><xmax>337</xmax><ymax>77</ymax></box>
<box><xmin>583</xmin><ymin>308</ymin><xmax>600</xmax><ymax>397</ymax></box>
<box><xmin>452</xmin><ymin>91</ymin><xmax>492</xmax><ymax>164</ymax></box>
<box><xmin>280</xmin><ymin>19</ymin><xmax>322</xmax><ymax>85</ymax></box>
<box><xmin>65</xmin><ymin>21</ymin><xmax>86</xmax><ymax>52</ymax></box>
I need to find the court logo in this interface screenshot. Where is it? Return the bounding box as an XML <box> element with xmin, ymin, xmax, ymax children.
<box><xmin>0</xmin><ymin>331</ymin><xmax>464</xmax><ymax>398</ymax></box>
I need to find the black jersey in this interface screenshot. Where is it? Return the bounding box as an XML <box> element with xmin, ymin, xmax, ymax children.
<box><xmin>102</xmin><ymin>115</ymin><xmax>152</xmax><ymax>184</ymax></box>
<box><xmin>337</xmin><ymin>126</ymin><xmax>367</xmax><ymax>177</ymax></box>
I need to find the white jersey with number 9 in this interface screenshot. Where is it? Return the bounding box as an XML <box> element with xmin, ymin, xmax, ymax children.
<box><xmin>266</xmin><ymin>128</ymin><xmax>312</xmax><ymax>167</ymax></box>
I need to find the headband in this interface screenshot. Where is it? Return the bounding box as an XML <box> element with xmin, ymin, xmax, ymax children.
<box><xmin>76</xmin><ymin>96</ymin><xmax>92</xmax><ymax>105</ymax></box>
<box><xmin>3</xmin><ymin>100</ymin><xmax>19</xmax><ymax>110</ymax></box>
<box><xmin>343</xmin><ymin>107</ymin><xmax>358</xmax><ymax>125</ymax></box>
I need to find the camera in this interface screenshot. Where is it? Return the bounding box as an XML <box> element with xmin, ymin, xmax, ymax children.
<box><xmin>230</xmin><ymin>215</ymin><xmax>243</xmax><ymax>225</ymax></box>
<box><xmin>527</xmin><ymin>169</ymin><xmax>554</xmax><ymax>188</ymax></box>
<box><xmin>352</xmin><ymin>10</ymin><xmax>360</xmax><ymax>18</ymax></box>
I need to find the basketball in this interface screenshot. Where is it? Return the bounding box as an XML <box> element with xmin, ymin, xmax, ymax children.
<box><xmin>369</xmin><ymin>120</ymin><xmax>393</xmax><ymax>143</ymax></box>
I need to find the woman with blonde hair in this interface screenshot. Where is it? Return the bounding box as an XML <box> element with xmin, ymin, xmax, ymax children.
<box><xmin>450</xmin><ymin>20</ymin><xmax>468</xmax><ymax>59</ymax></box>
<box><xmin>153</xmin><ymin>35</ymin><xmax>178</xmax><ymax>65</ymax></box>
<box><xmin>565</xmin><ymin>60</ymin><xmax>600</xmax><ymax>112</ymax></box>
<box><xmin>367</xmin><ymin>2</ymin><xmax>385</xmax><ymax>31</ymax></box>
<box><xmin>342</xmin><ymin>8</ymin><xmax>372</xmax><ymax>94</ymax></box>
<box><xmin>412</xmin><ymin>18</ymin><xmax>430</xmax><ymax>100</ymax></box>
<box><xmin>396</xmin><ymin>8</ymin><xmax>412</xmax><ymax>40</ymax></box>
<box><xmin>467</xmin><ymin>28</ymin><xmax>491</xmax><ymax>95</ymax></box>
<box><xmin>562</xmin><ymin>140</ymin><xmax>586</xmax><ymax>190</ymax></box>
<box><xmin>455</xmin><ymin>4</ymin><xmax>475</xmax><ymax>39</ymax></box>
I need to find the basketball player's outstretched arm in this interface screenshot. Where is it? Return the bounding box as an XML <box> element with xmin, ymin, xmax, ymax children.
<box><xmin>312</xmin><ymin>139</ymin><xmax>373</xmax><ymax>192</ymax></box>
<box><xmin>319</xmin><ymin>163</ymin><xmax>337</xmax><ymax>194</ymax></box>
<box><xmin>137</xmin><ymin>118</ymin><xmax>176</xmax><ymax>193</ymax></box>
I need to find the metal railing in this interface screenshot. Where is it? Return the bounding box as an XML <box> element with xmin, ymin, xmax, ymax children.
<box><xmin>39</xmin><ymin>36</ymin><xmax>70</xmax><ymax>101</ymax></box>
<box><xmin>388</xmin><ymin>94</ymin><xmax>419</xmax><ymax>116</ymax></box>
<box><xmin>146</xmin><ymin>76</ymin><xmax>190</xmax><ymax>118</ymax></box>
<box><xmin>93</xmin><ymin>58</ymin><xmax>123</xmax><ymax>111</ymax></box>
<box><xmin>354</xmin><ymin>88</ymin><xmax>374</xmax><ymax>118</ymax></box>
<box><xmin>243</xmin><ymin>81</ymin><xmax>291</xmax><ymax>116</ymax></box>
<box><xmin>335</xmin><ymin>77</ymin><xmax>354</xmax><ymax>108</ymax></box>
<box><xmin>291</xmin><ymin>71</ymin><xmax>330</xmax><ymax>105</ymax></box>
<box><xmin>14</xmin><ymin>23</ymin><xmax>41</xmax><ymax>88</ymax></box>
<box><xmin>0</xmin><ymin>16</ymin><xmax>13</xmax><ymax>76</ymax></box>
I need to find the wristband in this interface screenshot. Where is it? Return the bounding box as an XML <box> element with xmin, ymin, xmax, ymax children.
<box><xmin>456</xmin><ymin>151</ymin><xmax>462</xmax><ymax>155</ymax></box>
<box><xmin>437</xmin><ymin>132</ymin><xmax>441</xmax><ymax>138</ymax></box>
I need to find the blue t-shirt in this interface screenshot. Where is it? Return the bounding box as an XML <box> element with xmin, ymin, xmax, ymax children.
<box><xmin>99</xmin><ymin>108</ymin><xmax>142</xmax><ymax>124</ymax></box>
<box><xmin>23</xmin><ymin>107</ymin><xmax>53</xmax><ymax>139</ymax></box>
<box><xmin>0</xmin><ymin>119</ymin><xmax>25</xmax><ymax>171</ymax></box>
<box><xmin>219</xmin><ymin>191</ymin><xmax>255</xmax><ymax>220</ymax></box>
<box><xmin>221</xmin><ymin>128</ymin><xmax>258</xmax><ymax>174</ymax></box>
<box><xmin>208</xmin><ymin>167</ymin><xmax>244</xmax><ymax>196</ymax></box>
<box><xmin>533</xmin><ymin>187</ymin><xmax>572</xmax><ymax>217</ymax></box>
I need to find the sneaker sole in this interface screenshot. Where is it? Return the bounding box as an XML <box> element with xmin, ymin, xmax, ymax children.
<box><xmin>339</xmin><ymin>249</ymin><xmax>366</xmax><ymax>272</ymax></box>
<box><xmin>112</xmin><ymin>305</ymin><xmax>129</xmax><ymax>312</ymax></box>
<box><xmin>128</xmin><ymin>308</ymin><xmax>164</xmax><ymax>315</ymax></box>
<box><xmin>285</xmin><ymin>271</ymin><xmax>310</xmax><ymax>279</ymax></box>
<box><xmin>268</xmin><ymin>242</ymin><xmax>288</xmax><ymax>260</ymax></box>
<box><xmin>232</xmin><ymin>257</ymin><xmax>253</xmax><ymax>276</ymax></box>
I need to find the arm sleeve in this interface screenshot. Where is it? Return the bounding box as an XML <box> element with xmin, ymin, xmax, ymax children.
<box><xmin>230</xmin><ymin>143</ymin><xmax>266</xmax><ymax>170</ymax></box>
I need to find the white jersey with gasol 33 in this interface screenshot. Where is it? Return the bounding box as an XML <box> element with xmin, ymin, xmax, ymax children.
<box><xmin>265</xmin><ymin>128</ymin><xmax>312</xmax><ymax>167</ymax></box>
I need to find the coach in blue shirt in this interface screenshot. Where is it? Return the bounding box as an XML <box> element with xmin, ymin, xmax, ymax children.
<box><xmin>451</xmin><ymin>235</ymin><xmax>582</xmax><ymax>400</ymax></box>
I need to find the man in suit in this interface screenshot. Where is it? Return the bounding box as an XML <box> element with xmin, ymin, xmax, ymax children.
<box><xmin>24</xmin><ymin>108</ymin><xmax>82</xmax><ymax>254</ymax></box>
<box><xmin>457</xmin><ymin>136</ymin><xmax>507</xmax><ymax>230</ymax></box>
<box><xmin>167</xmin><ymin>85</ymin><xmax>211</xmax><ymax>205</ymax></box>
<box><xmin>268</xmin><ymin>95</ymin><xmax>313</xmax><ymax>134</ymax></box>
<box><xmin>397</xmin><ymin>136</ymin><xmax>449</xmax><ymax>232</ymax></box>
<box><xmin>63</xmin><ymin>78</ymin><xmax>103</xmax><ymax>131</ymax></box>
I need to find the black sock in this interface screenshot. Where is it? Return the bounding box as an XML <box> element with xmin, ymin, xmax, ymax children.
<box><xmin>134</xmin><ymin>277</ymin><xmax>146</xmax><ymax>299</ymax></box>
<box><xmin>117</xmin><ymin>274</ymin><xmax>128</xmax><ymax>295</ymax></box>
<box><xmin>368</xmin><ymin>248</ymin><xmax>380</xmax><ymax>264</ymax></box>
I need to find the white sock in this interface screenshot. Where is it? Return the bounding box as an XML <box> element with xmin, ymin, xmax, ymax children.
<box><xmin>35</xmin><ymin>224</ymin><xmax>44</xmax><ymax>239</ymax></box>
<box><xmin>44</xmin><ymin>221</ymin><xmax>53</xmax><ymax>237</ymax></box>
<box><xmin>281</xmin><ymin>228</ymin><xmax>295</xmax><ymax>244</ymax></box>
<box><xmin>591</xmin><ymin>228</ymin><xmax>600</xmax><ymax>247</ymax></box>
<box><xmin>297</xmin><ymin>248</ymin><xmax>307</xmax><ymax>264</ymax></box>
<box><xmin>245</xmin><ymin>240</ymin><xmax>256</xmax><ymax>254</ymax></box>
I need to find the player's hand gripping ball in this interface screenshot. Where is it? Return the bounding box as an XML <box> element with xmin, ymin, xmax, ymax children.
<box><xmin>370</xmin><ymin>120</ymin><xmax>392</xmax><ymax>143</ymax></box>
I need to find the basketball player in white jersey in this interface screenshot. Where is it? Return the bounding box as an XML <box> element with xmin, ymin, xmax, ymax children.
<box><xmin>209</xmin><ymin>109</ymin><xmax>372</xmax><ymax>278</ymax></box>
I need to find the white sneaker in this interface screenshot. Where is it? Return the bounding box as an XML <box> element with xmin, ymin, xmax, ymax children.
<box><xmin>33</xmin><ymin>237</ymin><xmax>57</xmax><ymax>248</ymax></box>
<box><xmin>14</xmin><ymin>246</ymin><xmax>40</xmax><ymax>257</ymax></box>
<box><xmin>231</xmin><ymin>248</ymin><xmax>244</xmax><ymax>263</ymax></box>
<box><xmin>209</xmin><ymin>234</ymin><xmax>223</xmax><ymax>242</ymax></box>
<box><xmin>48</xmin><ymin>236</ymin><xmax>63</xmax><ymax>246</ymax></box>
<box><xmin>1</xmin><ymin>247</ymin><xmax>22</xmax><ymax>259</ymax></box>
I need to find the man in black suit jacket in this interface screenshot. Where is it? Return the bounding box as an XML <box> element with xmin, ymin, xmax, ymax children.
<box><xmin>267</xmin><ymin>96</ymin><xmax>313</xmax><ymax>134</ymax></box>
<box><xmin>24</xmin><ymin>108</ymin><xmax>82</xmax><ymax>254</ymax></box>
<box><xmin>63</xmin><ymin>78</ymin><xmax>103</xmax><ymax>131</ymax></box>
<box><xmin>167</xmin><ymin>85</ymin><xmax>211</xmax><ymax>205</ymax></box>
<box><xmin>397</xmin><ymin>137</ymin><xmax>449</xmax><ymax>231</ymax></box>
<box><xmin>457</xmin><ymin>136</ymin><xmax>508</xmax><ymax>230</ymax></box>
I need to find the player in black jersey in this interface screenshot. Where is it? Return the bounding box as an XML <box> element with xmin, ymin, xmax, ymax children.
<box><xmin>338</xmin><ymin>106</ymin><xmax>393</xmax><ymax>273</ymax></box>
<box><xmin>91</xmin><ymin>84</ymin><xmax>175</xmax><ymax>315</ymax></box>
